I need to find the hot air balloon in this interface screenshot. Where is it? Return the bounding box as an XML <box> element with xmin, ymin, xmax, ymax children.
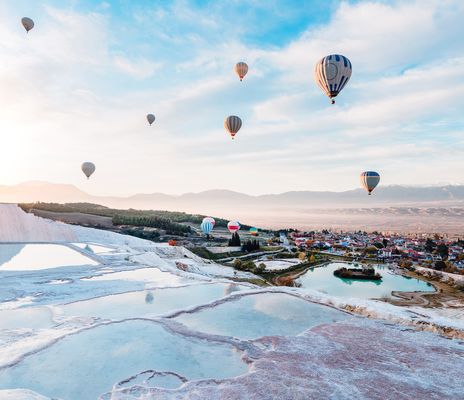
<box><xmin>147</xmin><ymin>114</ymin><xmax>155</xmax><ymax>126</ymax></box>
<box><xmin>200</xmin><ymin>220</ymin><xmax>214</xmax><ymax>236</ymax></box>
<box><xmin>202</xmin><ymin>217</ymin><xmax>216</xmax><ymax>226</ymax></box>
<box><xmin>224</xmin><ymin>116</ymin><xmax>242</xmax><ymax>140</ymax></box>
<box><xmin>314</xmin><ymin>54</ymin><xmax>352</xmax><ymax>104</ymax></box>
<box><xmin>360</xmin><ymin>171</ymin><xmax>380</xmax><ymax>195</ymax></box>
<box><xmin>249</xmin><ymin>227</ymin><xmax>258</xmax><ymax>236</ymax></box>
<box><xmin>234</xmin><ymin>62</ymin><xmax>248</xmax><ymax>81</ymax></box>
<box><xmin>81</xmin><ymin>162</ymin><xmax>96</xmax><ymax>179</ymax></box>
<box><xmin>227</xmin><ymin>221</ymin><xmax>240</xmax><ymax>233</ymax></box>
<box><xmin>21</xmin><ymin>17</ymin><xmax>34</xmax><ymax>33</ymax></box>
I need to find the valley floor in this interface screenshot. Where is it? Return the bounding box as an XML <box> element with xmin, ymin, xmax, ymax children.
<box><xmin>0</xmin><ymin>204</ymin><xmax>463</xmax><ymax>400</ymax></box>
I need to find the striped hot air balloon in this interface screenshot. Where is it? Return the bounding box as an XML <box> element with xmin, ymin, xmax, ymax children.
<box><xmin>224</xmin><ymin>116</ymin><xmax>242</xmax><ymax>140</ymax></box>
<box><xmin>203</xmin><ymin>217</ymin><xmax>215</xmax><ymax>226</ymax></box>
<box><xmin>314</xmin><ymin>54</ymin><xmax>352</xmax><ymax>104</ymax></box>
<box><xmin>360</xmin><ymin>171</ymin><xmax>380</xmax><ymax>195</ymax></box>
<box><xmin>234</xmin><ymin>62</ymin><xmax>248</xmax><ymax>81</ymax></box>
<box><xmin>249</xmin><ymin>227</ymin><xmax>258</xmax><ymax>236</ymax></box>
<box><xmin>200</xmin><ymin>220</ymin><xmax>214</xmax><ymax>236</ymax></box>
<box><xmin>227</xmin><ymin>221</ymin><xmax>240</xmax><ymax>233</ymax></box>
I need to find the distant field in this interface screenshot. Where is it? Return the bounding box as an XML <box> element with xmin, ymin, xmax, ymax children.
<box><xmin>234</xmin><ymin>208</ymin><xmax>464</xmax><ymax>236</ymax></box>
<box><xmin>20</xmin><ymin>202</ymin><xmax>464</xmax><ymax>237</ymax></box>
<box><xmin>30</xmin><ymin>209</ymin><xmax>114</xmax><ymax>228</ymax></box>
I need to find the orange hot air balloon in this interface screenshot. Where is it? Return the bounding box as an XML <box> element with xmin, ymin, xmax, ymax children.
<box><xmin>234</xmin><ymin>62</ymin><xmax>248</xmax><ymax>81</ymax></box>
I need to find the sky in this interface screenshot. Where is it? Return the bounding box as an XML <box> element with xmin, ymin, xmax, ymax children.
<box><xmin>0</xmin><ymin>0</ymin><xmax>463</xmax><ymax>196</ymax></box>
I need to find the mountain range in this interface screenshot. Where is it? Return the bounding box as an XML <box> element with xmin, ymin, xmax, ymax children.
<box><xmin>1</xmin><ymin>181</ymin><xmax>464</xmax><ymax>233</ymax></box>
<box><xmin>1</xmin><ymin>181</ymin><xmax>464</xmax><ymax>209</ymax></box>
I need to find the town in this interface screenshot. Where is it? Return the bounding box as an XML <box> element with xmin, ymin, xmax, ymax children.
<box><xmin>287</xmin><ymin>229</ymin><xmax>464</xmax><ymax>272</ymax></box>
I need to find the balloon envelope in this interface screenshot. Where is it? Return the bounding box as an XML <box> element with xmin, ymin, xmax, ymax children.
<box><xmin>202</xmin><ymin>217</ymin><xmax>215</xmax><ymax>226</ymax></box>
<box><xmin>147</xmin><ymin>114</ymin><xmax>155</xmax><ymax>125</ymax></box>
<box><xmin>224</xmin><ymin>116</ymin><xmax>242</xmax><ymax>139</ymax></box>
<box><xmin>249</xmin><ymin>227</ymin><xmax>258</xmax><ymax>236</ymax></box>
<box><xmin>360</xmin><ymin>171</ymin><xmax>380</xmax><ymax>195</ymax></box>
<box><xmin>81</xmin><ymin>162</ymin><xmax>96</xmax><ymax>179</ymax></box>
<box><xmin>234</xmin><ymin>62</ymin><xmax>248</xmax><ymax>81</ymax></box>
<box><xmin>314</xmin><ymin>54</ymin><xmax>352</xmax><ymax>103</ymax></box>
<box><xmin>200</xmin><ymin>221</ymin><xmax>214</xmax><ymax>235</ymax></box>
<box><xmin>21</xmin><ymin>17</ymin><xmax>34</xmax><ymax>32</ymax></box>
<box><xmin>227</xmin><ymin>221</ymin><xmax>240</xmax><ymax>233</ymax></box>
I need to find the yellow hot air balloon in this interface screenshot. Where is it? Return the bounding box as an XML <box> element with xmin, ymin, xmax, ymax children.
<box><xmin>224</xmin><ymin>116</ymin><xmax>242</xmax><ymax>140</ymax></box>
<box><xmin>314</xmin><ymin>54</ymin><xmax>352</xmax><ymax>104</ymax></box>
<box><xmin>234</xmin><ymin>62</ymin><xmax>248</xmax><ymax>81</ymax></box>
<box><xmin>21</xmin><ymin>17</ymin><xmax>34</xmax><ymax>33</ymax></box>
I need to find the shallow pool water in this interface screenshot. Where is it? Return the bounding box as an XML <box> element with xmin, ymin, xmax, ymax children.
<box><xmin>175</xmin><ymin>292</ymin><xmax>347</xmax><ymax>339</ymax></box>
<box><xmin>0</xmin><ymin>320</ymin><xmax>247</xmax><ymax>400</ymax></box>
<box><xmin>296</xmin><ymin>263</ymin><xmax>435</xmax><ymax>299</ymax></box>
<box><xmin>0</xmin><ymin>244</ymin><xmax>98</xmax><ymax>271</ymax></box>
<box><xmin>0</xmin><ymin>306</ymin><xmax>54</xmax><ymax>330</ymax></box>
<box><xmin>73</xmin><ymin>243</ymin><xmax>114</xmax><ymax>254</ymax></box>
<box><xmin>82</xmin><ymin>267</ymin><xmax>186</xmax><ymax>287</ymax></box>
<box><xmin>58</xmin><ymin>283</ymin><xmax>245</xmax><ymax>320</ymax></box>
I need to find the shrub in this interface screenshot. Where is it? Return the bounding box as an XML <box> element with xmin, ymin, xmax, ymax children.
<box><xmin>434</xmin><ymin>260</ymin><xmax>447</xmax><ymax>271</ymax></box>
<box><xmin>399</xmin><ymin>260</ymin><xmax>413</xmax><ymax>269</ymax></box>
<box><xmin>275</xmin><ymin>276</ymin><xmax>296</xmax><ymax>287</ymax></box>
<box><xmin>253</xmin><ymin>263</ymin><xmax>266</xmax><ymax>274</ymax></box>
<box><xmin>242</xmin><ymin>260</ymin><xmax>257</xmax><ymax>271</ymax></box>
<box><xmin>233</xmin><ymin>259</ymin><xmax>244</xmax><ymax>270</ymax></box>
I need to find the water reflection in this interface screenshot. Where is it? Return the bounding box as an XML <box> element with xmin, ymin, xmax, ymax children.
<box><xmin>145</xmin><ymin>291</ymin><xmax>154</xmax><ymax>304</ymax></box>
<box><xmin>0</xmin><ymin>244</ymin><xmax>98</xmax><ymax>271</ymax></box>
<box><xmin>175</xmin><ymin>292</ymin><xmax>347</xmax><ymax>340</ymax></box>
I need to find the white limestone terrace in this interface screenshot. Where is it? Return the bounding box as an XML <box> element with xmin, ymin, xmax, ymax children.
<box><xmin>0</xmin><ymin>204</ymin><xmax>463</xmax><ymax>399</ymax></box>
<box><xmin>0</xmin><ymin>203</ymin><xmax>76</xmax><ymax>242</ymax></box>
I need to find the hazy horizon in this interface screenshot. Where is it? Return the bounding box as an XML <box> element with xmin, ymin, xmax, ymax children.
<box><xmin>3</xmin><ymin>180</ymin><xmax>464</xmax><ymax>234</ymax></box>
<box><xmin>4</xmin><ymin>179</ymin><xmax>464</xmax><ymax>197</ymax></box>
<box><xmin>1</xmin><ymin>0</ymin><xmax>463</xmax><ymax>197</ymax></box>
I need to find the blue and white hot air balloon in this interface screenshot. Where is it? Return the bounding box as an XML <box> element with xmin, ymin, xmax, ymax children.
<box><xmin>314</xmin><ymin>54</ymin><xmax>352</xmax><ymax>104</ymax></box>
<box><xmin>201</xmin><ymin>219</ymin><xmax>214</xmax><ymax>236</ymax></box>
<box><xmin>203</xmin><ymin>216</ymin><xmax>215</xmax><ymax>226</ymax></box>
<box><xmin>360</xmin><ymin>171</ymin><xmax>380</xmax><ymax>195</ymax></box>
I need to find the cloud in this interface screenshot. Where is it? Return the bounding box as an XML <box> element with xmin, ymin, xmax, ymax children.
<box><xmin>112</xmin><ymin>55</ymin><xmax>162</xmax><ymax>79</ymax></box>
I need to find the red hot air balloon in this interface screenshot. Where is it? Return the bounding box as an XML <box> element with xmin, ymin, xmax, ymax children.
<box><xmin>227</xmin><ymin>221</ymin><xmax>240</xmax><ymax>233</ymax></box>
